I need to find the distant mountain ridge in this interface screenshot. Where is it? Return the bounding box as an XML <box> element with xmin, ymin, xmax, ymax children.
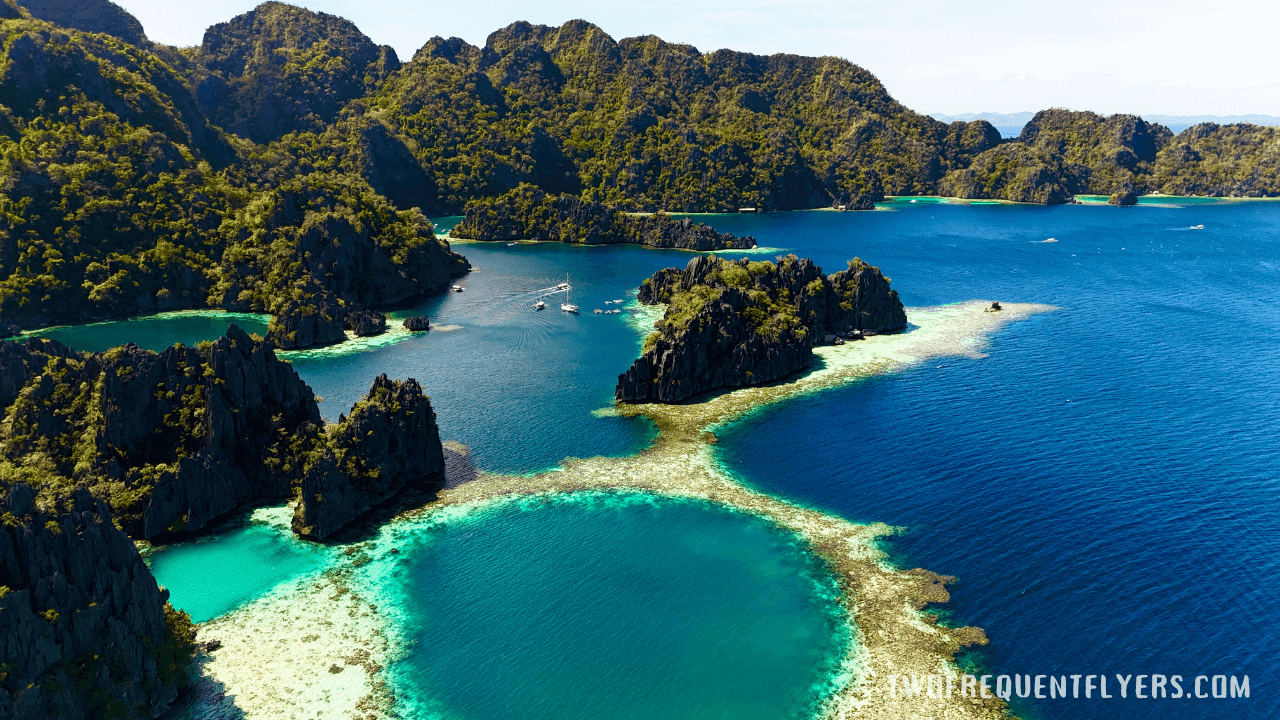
<box><xmin>933</xmin><ymin>111</ymin><xmax>1280</xmax><ymax>137</ymax></box>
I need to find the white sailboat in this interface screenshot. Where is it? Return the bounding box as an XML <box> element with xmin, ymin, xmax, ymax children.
<box><xmin>560</xmin><ymin>275</ymin><xmax>579</xmax><ymax>313</ymax></box>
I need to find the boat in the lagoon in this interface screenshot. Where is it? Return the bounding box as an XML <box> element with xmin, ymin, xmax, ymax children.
<box><xmin>594</xmin><ymin>309</ymin><xmax>603</xmax><ymax>314</ymax></box>
<box><xmin>452</xmin><ymin>285</ymin><xmax>464</xmax><ymax>292</ymax></box>
<box><xmin>534</xmin><ymin>300</ymin><xmax>546</xmax><ymax>310</ymax></box>
<box><xmin>559</xmin><ymin>276</ymin><xmax>579</xmax><ymax>312</ymax></box>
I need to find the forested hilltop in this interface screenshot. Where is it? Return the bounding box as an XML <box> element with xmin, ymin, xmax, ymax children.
<box><xmin>2</xmin><ymin>0</ymin><xmax>1278</xmax><ymax>336</ymax></box>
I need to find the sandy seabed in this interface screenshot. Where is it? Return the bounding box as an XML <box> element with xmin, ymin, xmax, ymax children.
<box><xmin>173</xmin><ymin>300</ymin><xmax>1055</xmax><ymax>720</ymax></box>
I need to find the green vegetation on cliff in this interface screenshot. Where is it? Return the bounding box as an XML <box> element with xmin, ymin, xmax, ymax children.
<box><xmin>618</xmin><ymin>254</ymin><xmax>905</xmax><ymax>403</ymax></box>
<box><xmin>189</xmin><ymin>1</ymin><xmax>400</xmax><ymax>143</ymax></box>
<box><xmin>0</xmin><ymin>12</ymin><xmax>466</xmax><ymax>339</ymax></box>
<box><xmin>451</xmin><ymin>184</ymin><xmax>756</xmax><ymax>249</ymax></box>
<box><xmin>2</xmin><ymin>2</ymin><xmax>1277</xmax><ymax>334</ymax></box>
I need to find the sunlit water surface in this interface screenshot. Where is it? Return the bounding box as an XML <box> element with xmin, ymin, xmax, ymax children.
<box><xmin>48</xmin><ymin>199</ymin><xmax>1280</xmax><ymax>718</ymax></box>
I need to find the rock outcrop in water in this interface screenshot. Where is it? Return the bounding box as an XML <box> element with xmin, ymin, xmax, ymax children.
<box><xmin>345</xmin><ymin>308</ymin><xmax>387</xmax><ymax>337</ymax></box>
<box><xmin>617</xmin><ymin>254</ymin><xmax>906</xmax><ymax>403</ymax></box>
<box><xmin>0</xmin><ymin>482</ymin><xmax>197</xmax><ymax>720</ymax></box>
<box><xmin>1109</xmin><ymin>189</ymin><xmax>1138</xmax><ymax>205</ymax></box>
<box><xmin>403</xmin><ymin>315</ymin><xmax>431</xmax><ymax>331</ymax></box>
<box><xmin>451</xmin><ymin>185</ymin><xmax>756</xmax><ymax>250</ymax></box>
<box><xmin>266</xmin><ymin>296</ymin><xmax>349</xmax><ymax>349</ymax></box>
<box><xmin>292</xmin><ymin>375</ymin><xmax>445</xmax><ymax>540</ymax></box>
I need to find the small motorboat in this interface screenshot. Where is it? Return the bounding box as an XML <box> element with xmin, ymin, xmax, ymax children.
<box><xmin>507</xmin><ymin>242</ymin><xmax>518</xmax><ymax>246</ymax></box>
<box><xmin>561</xmin><ymin>303</ymin><xmax>579</xmax><ymax>314</ymax></box>
<box><xmin>534</xmin><ymin>300</ymin><xmax>546</xmax><ymax>310</ymax></box>
<box><xmin>1191</xmin><ymin>224</ymin><xmax>1205</xmax><ymax>230</ymax></box>
<box><xmin>594</xmin><ymin>309</ymin><xmax>603</xmax><ymax>314</ymax></box>
<box><xmin>451</xmin><ymin>285</ymin><xmax>464</xmax><ymax>292</ymax></box>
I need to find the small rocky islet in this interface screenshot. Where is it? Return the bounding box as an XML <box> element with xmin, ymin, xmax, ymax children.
<box><xmin>617</xmin><ymin>254</ymin><xmax>906</xmax><ymax>403</ymax></box>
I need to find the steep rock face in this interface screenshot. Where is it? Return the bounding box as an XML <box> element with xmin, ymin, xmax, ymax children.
<box><xmin>940</xmin><ymin>144</ymin><xmax>1074</xmax><ymax>204</ymax></box>
<box><xmin>403</xmin><ymin>315</ymin><xmax>430</xmax><ymax>331</ymax></box>
<box><xmin>1017</xmin><ymin>109</ymin><xmax>1171</xmax><ymax>194</ymax></box>
<box><xmin>193</xmin><ymin>1</ymin><xmax>399</xmax><ymax>142</ymax></box>
<box><xmin>833</xmin><ymin>192</ymin><xmax>878</xmax><ymax>211</ymax></box>
<box><xmin>292</xmin><ymin>375</ymin><xmax>445</xmax><ymax>540</ymax></box>
<box><xmin>1109</xmin><ymin>189</ymin><xmax>1138</xmax><ymax>205</ymax></box>
<box><xmin>617</xmin><ymin>287</ymin><xmax>812</xmax><ymax>403</ymax></box>
<box><xmin>216</xmin><ymin>173</ymin><xmax>470</xmax><ymax>348</ymax></box>
<box><xmin>1152</xmin><ymin>123</ymin><xmax>1280</xmax><ymax>197</ymax></box>
<box><xmin>266</xmin><ymin>296</ymin><xmax>348</xmax><ymax>349</ymax></box>
<box><xmin>452</xmin><ymin>185</ymin><xmax>755</xmax><ymax>250</ymax></box>
<box><xmin>352</xmin><ymin>120</ymin><xmax>438</xmax><ymax>212</ymax></box>
<box><xmin>0</xmin><ymin>325</ymin><xmax>322</xmax><ymax>539</ymax></box>
<box><xmin>345</xmin><ymin>308</ymin><xmax>386</xmax><ymax>336</ymax></box>
<box><xmin>370</xmin><ymin>19</ymin><xmax>1000</xmax><ymax>212</ymax></box>
<box><xmin>617</xmin><ymin>254</ymin><xmax>905</xmax><ymax>403</ymax></box>
<box><xmin>0</xmin><ymin>483</ymin><xmax>195</xmax><ymax>720</ymax></box>
<box><xmin>18</xmin><ymin>0</ymin><xmax>148</xmax><ymax>46</ymax></box>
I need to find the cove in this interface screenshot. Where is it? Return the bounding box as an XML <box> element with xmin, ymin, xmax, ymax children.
<box><xmin>381</xmin><ymin>493</ymin><xmax>849</xmax><ymax>720</ymax></box>
<box><xmin>145</xmin><ymin>507</ymin><xmax>330</xmax><ymax>623</ymax></box>
<box><xmin>20</xmin><ymin>310</ymin><xmax>269</xmax><ymax>352</ymax></box>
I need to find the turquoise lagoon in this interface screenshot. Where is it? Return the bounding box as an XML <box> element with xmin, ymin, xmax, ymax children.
<box><xmin>25</xmin><ymin>310</ymin><xmax>269</xmax><ymax>353</ymax></box>
<box><xmin>144</xmin><ymin>506</ymin><xmax>328</xmax><ymax>623</ymax></box>
<box><xmin>377</xmin><ymin>493</ymin><xmax>848</xmax><ymax>720</ymax></box>
<box><xmin>61</xmin><ymin>197</ymin><xmax>1280</xmax><ymax>718</ymax></box>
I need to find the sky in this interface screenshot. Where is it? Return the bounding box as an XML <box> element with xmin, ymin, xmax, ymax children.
<box><xmin>114</xmin><ymin>0</ymin><xmax>1280</xmax><ymax>116</ymax></box>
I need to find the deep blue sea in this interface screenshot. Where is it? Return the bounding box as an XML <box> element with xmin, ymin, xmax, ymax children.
<box><xmin>38</xmin><ymin>198</ymin><xmax>1279</xmax><ymax>718</ymax></box>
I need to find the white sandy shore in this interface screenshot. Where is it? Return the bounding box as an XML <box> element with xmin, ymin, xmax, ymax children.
<box><xmin>172</xmin><ymin>300</ymin><xmax>1055</xmax><ymax>720</ymax></box>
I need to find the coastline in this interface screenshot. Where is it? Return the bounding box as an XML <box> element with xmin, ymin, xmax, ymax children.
<box><xmin>179</xmin><ymin>300</ymin><xmax>1053</xmax><ymax>720</ymax></box>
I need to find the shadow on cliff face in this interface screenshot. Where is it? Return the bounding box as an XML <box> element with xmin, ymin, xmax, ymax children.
<box><xmin>160</xmin><ymin>653</ymin><xmax>248</xmax><ymax>720</ymax></box>
<box><xmin>308</xmin><ymin>444</ymin><xmax>476</xmax><ymax>545</ymax></box>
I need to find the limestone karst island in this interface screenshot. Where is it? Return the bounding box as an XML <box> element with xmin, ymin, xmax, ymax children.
<box><xmin>0</xmin><ymin>1</ymin><xmax>1274</xmax><ymax>719</ymax></box>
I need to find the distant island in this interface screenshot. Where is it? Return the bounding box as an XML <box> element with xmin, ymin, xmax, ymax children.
<box><xmin>2</xmin><ymin>0</ymin><xmax>1279</xmax><ymax>343</ymax></box>
<box><xmin>933</xmin><ymin>111</ymin><xmax>1280</xmax><ymax>137</ymax></box>
<box><xmin>617</xmin><ymin>254</ymin><xmax>906</xmax><ymax>403</ymax></box>
<box><xmin>451</xmin><ymin>185</ymin><xmax>756</xmax><ymax>250</ymax></box>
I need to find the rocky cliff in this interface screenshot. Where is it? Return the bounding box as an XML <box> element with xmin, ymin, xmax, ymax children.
<box><xmin>0</xmin><ymin>325</ymin><xmax>321</xmax><ymax>539</ymax></box>
<box><xmin>292</xmin><ymin>375</ymin><xmax>445</xmax><ymax>540</ymax></box>
<box><xmin>0</xmin><ymin>482</ymin><xmax>197</xmax><ymax>720</ymax></box>
<box><xmin>451</xmin><ymin>185</ymin><xmax>756</xmax><ymax>250</ymax></box>
<box><xmin>215</xmin><ymin>172</ymin><xmax>471</xmax><ymax>348</ymax></box>
<box><xmin>617</xmin><ymin>254</ymin><xmax>905</xmax><ymax>403</ymax></box>
<box><xmin>17</xmin><ymin>0</ymin><xmax>147</xmax><ymax>46</ymax></box>
<box><xmin>191</xmin><ymin>1</ymin><xmax>400</xmax><ymax>142</ymax></box>
<box><xmin>0</xmin><ymin>326</ymin><xmax>448</xmax><ymax>541</ymax></box>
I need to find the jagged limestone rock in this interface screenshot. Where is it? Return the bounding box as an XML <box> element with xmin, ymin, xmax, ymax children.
<box><xmin>292</xmin><ymin>375</ymin><xmax>445</xmax><ymax>540</ymax></box>
<box><xmin>617</xmin><ymin>254</ymin><xmax>905</xmax><ymax>403</ymax></box>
